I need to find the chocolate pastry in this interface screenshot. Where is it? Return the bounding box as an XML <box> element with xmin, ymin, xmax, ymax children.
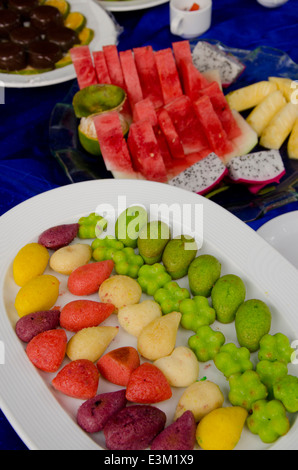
<box><xmin>29</xmin><ymin>5</ymin><xmax>63</xmax><ymax>32</ymax></box>
<box><xmin>46</xmin><ymin>25</ymin><xmax>79</xmax><ymax>51</ymax></box>
<box><xmin>0</xmin><ymin>9</ymin><xmax>20</xmax><ymax>38</ymax></box>
<box><xmin>7</xmin><ymin>0</ymin><xmax>39</xmax><ymax>20</ymax></box>
<box><xmin>0</xmin><ymin>41</ymin><xmax>26</xmax><ymax>70</ymax></box>
<box><xmin>10</xmin><ymin>25</ymin><xmax>40</xmax><ymax>48</ymax></box>
<box><xmin>28</xmin><ymin>39</ymin><xmax>62</xmax><ymax>68</ymax></box>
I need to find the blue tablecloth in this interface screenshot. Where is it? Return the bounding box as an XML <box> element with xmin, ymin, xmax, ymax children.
<box><xmin>0</xmin><ymin>0</ymin><xmax>298</xmax><ymax>450</ymax></box>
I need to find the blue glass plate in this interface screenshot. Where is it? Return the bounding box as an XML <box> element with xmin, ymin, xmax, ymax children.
<box><xmin>49</xmin><ymin>41</ymin><xmax>298</xmax><ymax>222</ymax></box>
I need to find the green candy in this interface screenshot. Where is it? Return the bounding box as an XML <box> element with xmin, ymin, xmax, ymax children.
<box><xmin>78</xmin><ymin>212</ymin><xmax>108</xmax><ymax>239</ymax></box>
<box><xmin>211</xmin><ymin>274</ymin><xmax>246</xmax><ymax>324</ymax></box>
<box><xmin>214</xmin><ymin>343</ymin><xmax>253</xmax><ymax>378</ymax></box>
<box><xmin>258</xmin><ymin>333</ymin><xmax>295</xmax><ymax>364</ymax></box>
<box><xmin>138</xmin><ymin>220</ymin><xmax>171</xmax><ymax>265</ymax></box>
<box><xmin>247</xmin><ymin>399</ymin><xmax>290</xmax><ymax>444</ymax></box>
<box><xmin>92</xmin><ymin>235</ymin><xmax>124</xmax><ymax>261</ymax></box>
<box><xmin>113</xmin><ymin>247</ymin><xmax>144</xmax><ymax>279</ymax></box>
<box><xmin>188</xmin><ymin>325</ymin><xmax>225</xmax><ymax>362</ymax></box>
<box><xmin>115</xmin><ymin>206</ymin><xmax>148</xmax><ymax>248</ymax></box>
<box><xmin>188</xmin><ymin>254</ymin><xmax>221</xmax><ymax>297</ymax></box>
<box><xmin>256</xmin><ymin>360</ymin><xmax>288</xmax><ymax>398</ymax></box>
<box><xmin>273</xmin><ymin>375</ymin><xmax>298</xmax><ymax>413</ymax></box>
<box><xmin>137</xmin><ymin>263</ymin><xmax>172</xmax><ymax>296</ymax></box>
<box><xmin>228</xmin><ymin>370</ymin><xmax>268</xmax><ymax>412</ymax></box>
<box><xmin>235</xmin><ymin>299</ymin><xmax>272</xmax><ymax>353</ymax></box>
<box><xmin>162</xmin><ymin>235</ymin><xmax>197</xmax><ymax>280</ymax></box>
<box><xmin>154</xmin><ymin>281</ymin><xmax>190</xmax><ymax>315</ymax></box>
<box><xmin>180</xmin><ymin>296</ymin><xmax>215</xmax><ymax>331</ymax></box>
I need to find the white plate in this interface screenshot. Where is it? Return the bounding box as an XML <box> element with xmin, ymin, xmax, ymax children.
<box><xmin>98</xmin><ymin>0</ymin><xmax>169</xmax><ymax>12</ymax></box>
<box><xmin>257</xmin><ymin>211</ymin><xmax>298</xmax><ymax>270</ymax></box>
<box><xmin>1</xmin><ymin>179</ymin><xmax>298</xmax><ymax>450</ymax></box>
<box><xmin>0</xmin><ymin>0</ymin><xmax>119</xmax><ymax>88</ymax></box>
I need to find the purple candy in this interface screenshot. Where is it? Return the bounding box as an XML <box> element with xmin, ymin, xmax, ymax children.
<box><xmin>150</xmin><ymin>411</ymin><xmax>196</xmax><ymax>450</ymax></box>
<box><xmin>15</xmin><ymin>310</ymin><xmax>60</xmax><ymax>343</ymax></box>
<box><xmin>77</xmin><ymin>389</ymin><xmax>127</xmax><ymax>434</ymax></box>
<box><xmin>38</xmin><ymin>223</ymin><xmax>79</xmax><ymax>250</ymax></box>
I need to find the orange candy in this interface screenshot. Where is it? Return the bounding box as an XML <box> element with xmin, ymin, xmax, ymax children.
<box><xmin>52</xmin><ymin>359</ymin><xmax>100</xmax><ymax>399</ymax></box>
<box><xmin>97</xmin><ymin>347</ymin><xmax>140</xmax><ymax>386</ymax></box>
<box><xmin>60</xmin><ymin>299</ymin><xmax>115</xmax><ymax>332</ymax></box>
<box><xmin>67</xmin><ymin>260</ymin><xmax>114</xmax><ymax>296</ymax></box>
<box><xmin>126</xmin><ymin>362</ymin><xmax>172</xmax><ymax>404</ymax></box>
<box><xmin>26</xmin><ymin>329</ymin><xmax>67</xmax><ymax>373</ymax></box>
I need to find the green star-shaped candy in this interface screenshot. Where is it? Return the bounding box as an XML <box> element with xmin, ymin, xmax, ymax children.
<box><xmin>256</xmin><ymin>360</ymin><xmax>288</xmax><ymax>398</ymax></box>
<box><xmin>112</xmin><ymin>247</ymin><xmax>144</xmax><ymax>279</ymax></box>
<box><xmin>137</xmin><ymin>263</ymin><xmax>172</xmax><ymax>296</ymax></box>
<box><xmin>228</xmin><ymin>370</ymin><xmax>268</xmax><ymax>412</ymax></box>
<box><xmin>247</xmin><ymin>399</ymin><xmax>290</xmax><ymax>444</ymax></box>
<box><xmin>273</xmin><ymin>375</ymin><xmax>298</xmax><ymax>413</ymax></box>
<box><xmin>214</xmin><ymin>343</ymin><xmax>253</xmax><ymax>378</ymax></box>
<box><xmin>180</xmin><ymin>296</ymin><xmax>215</xmax><ymax>331</ymax></box>
<box><xmin>154</xmin><ymin>281</ymin><xmax>190</xmax><ymax>315</ymax></box>
<box><xmin>258</xmin><ymin>333</ymin><xmax>294</xmax><ymax>364</ymax></box>
<box><xmin>92</xmin><ymin>235</ymin><xmax>124</xmax><ymax>261</ymax></box>
<box><xmin>188</xmin><ymin>325</ymin><xmax>225</xmax><ymax>362</ymax></box>
<box><xmin>78</xmin><ymin>212</ymin><xmax>108</xmax><ymax>239</ymax></box>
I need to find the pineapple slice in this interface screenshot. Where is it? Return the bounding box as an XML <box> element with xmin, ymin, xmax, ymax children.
<box><xmin>288</xmin><ymin>117</ymin><xmax>298</xmax><ymax>160</ymax></box>
<box><xmin>246</xmin><ymin>90</ymin><xmax>286</xmax><ymax>136</ymax></box>
<box><xmin>260</xmin><ymin>102</ymin><xmax>298</xmax><ymax>150</ymax></box>
<box><xmin>226</xmin><ymin>81</ymin><xmax>277</xmax><ymax>112</ymax></box>
<box><xmin>268</xmin><ymin>76</ymin><xmax>297</xmax><ymax>103</ymax></box>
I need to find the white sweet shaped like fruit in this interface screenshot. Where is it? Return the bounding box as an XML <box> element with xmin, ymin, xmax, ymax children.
<box><xmin>153</xmin><ymin>346</ymin><xmax>199</xmax><ymax>387</ymax></box>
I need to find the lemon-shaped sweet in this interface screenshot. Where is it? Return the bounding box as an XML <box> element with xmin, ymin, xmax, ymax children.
<box><xmin>196</xmin><ymin>406</ymin><xmax>248</xmax><ymax>450</ymax></box>
<box><xmin>13</xmin><ymin>243</ymin><xmax>50</xmax><ymax>287</ymax></box>
<box><xmin>15</xmin><ymin>274</ymin><xmax>60</xmax><ymax>318</ymax></box>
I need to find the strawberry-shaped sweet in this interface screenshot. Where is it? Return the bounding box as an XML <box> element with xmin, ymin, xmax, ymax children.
<box><xmin>126</xmin><ymin>362</ymin><xmax>172</xmax><ymax>404</ymax></box>
<box><xmin>26</xmin><ymin>329</ymin><xmax>67</xmax><ymax>373</ymax></box>
<box><xmin>52</xmin><ymin>359</ymin><xmax>99</xmax><ymax>399</ymax></box>
<box><xmin>67</xmin><ymin>260</ymin><xmax>114</xmax><ymax>295</ymax></box>
<box><xmin>97</xmin><ymin>346</ymin><xmax>140</xmax><ymax>386</ymax></box>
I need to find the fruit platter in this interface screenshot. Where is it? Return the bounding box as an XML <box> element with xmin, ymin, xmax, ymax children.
<box><xmin>0</xmin><ymin>0</ymin><xmax>119</xmax><ymax>87</ymax></box>
<box><xmin>49</xmin><ymin>39</ymin><xmax>298</xmax><ymax>221</ymax></box>
<box><xmin>1</xmin><ymin>179</ymin><xmax>298</xmax><ymax>450</ymax></box>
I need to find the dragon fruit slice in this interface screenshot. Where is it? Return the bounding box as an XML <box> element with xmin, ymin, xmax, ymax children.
<box><xmin>227</xmin><ymin>150</ymin><xmax>286</xmax><ymax>194</ymax></box>
<box><xmin>191</xmin><ymin>41</ymin><xmax>245</xmax><ymax>88</ymax></box>
<box><xmin>168</xmin><ymin>152</ymin><xmax>228</xmax><ymax>195</ymax></box>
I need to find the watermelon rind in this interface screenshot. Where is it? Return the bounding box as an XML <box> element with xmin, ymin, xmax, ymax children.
<box><xmin>72</xmin><ymin>84</ymin><xmax>127</xmax><ymax>118</ymax></box>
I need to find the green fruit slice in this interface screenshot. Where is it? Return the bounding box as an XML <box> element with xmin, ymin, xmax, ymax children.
<box><xmin>78</xmin><ymin>27</ymin><xmax>94</xmax><ymax>45</ymax></box>
<box><xmin>55</xmin><ymin>52</ymin><xmax>72</xmax><ymax>68</ymax></box>
<box><xmin>73</xmin><ymin>84</ymin><xmax>127</xmax><ymax>118</ymax></box>
<box><xmin>64</xmin><ymin>12</ymin><xmax>86</xmax><ymax>32</ymax></box>
<box><xmin>78</xmin><ymin>112</ymin><xmax>129</xmax><ymax>156</ymax></box>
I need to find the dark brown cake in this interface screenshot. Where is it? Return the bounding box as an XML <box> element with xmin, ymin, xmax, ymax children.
<box><xmin>7</xmin><ymin>0</ymin><xmax>39</xmax><ymax>20</ymax></box>
<box><xmin>29</xmin><ymin>5</ymin><xmax>63</xmax><ymax>32</ymax></box>
<box><xmin>27</xmin><ymin>39</ymin><xmax>62</xmax><ymax>68</ymax></box>
<box><xmin>0</xmin><ymin>40</ymin><xmax>26</xmax><ymax>69</ymax></box>
<box><xmin>0</xmin><ymin>9</ymin><xmax>20</xmax><ymax>37</ymax></box>
<box><xmin>46</xmin><ymin>24</ymin><xmax>78</xmax><ymax>51</ymax></box>
<box><xmin>10</xmin><ymin>25</ymin><xmax>40</xmax><ymax>47</ymax></box>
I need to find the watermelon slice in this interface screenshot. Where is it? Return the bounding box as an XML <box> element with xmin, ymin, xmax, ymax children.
<box><xmin>132</xmin><ymin>99</ymin><xmax>173</xmax><ymax>170</ymax></box>
<box><xmin>119</xmin><ymin>49</ymin><xmax>143</xmax><ymax>110</ymax></box>
<box><xmin>179</xmin><ymin>58</ymin><xmax>209</xmax><ymax>101</ymax></box>
<box><xmin>133</xmin><ymin>46</ymin><xmax>164</xmax><ymax>109</ymax></box>
<box><xmin>193</xmin><ymin>95</ymin><xmax>234</xmax><ymax>156</ymax></box>
<box><xmin>157</xmin><ymin>108</ymin><xmax>185</xmax><ymax>160</ymax></box>
<box><xmin>165</xmin><ymin>95</ymin><xmax>209</xmax><ymax>154</ymax></box>
<box><xmin>102</xmin><ymin>45</ymin><xmax>132</xmax><ymax>122</ymax></box>
<box><xmin>92</xmin><ymin>51</ymin><xmax>111</xmax><ymax>84</ymax></box>
<box><xmin>70</xmin><ymin>46</ymin><xmax>97</xmax><ymax>90</ymax></box>
<box><xmin>154</xmin><ymin>48</ymin><xmax>183</xmax><ymax>105</ymax></box>
<box><xmin>127</xmin><ymin>120</ymin><xmax>168</xmax><ymax>182</ymax></box>
<box><xmin>199</xmin><ymin>81</ymin><xmax>241</xmax><ymax>140</ymax></box>
<box><xmin>93</xmin><ymin>111</ymin><xmax>136</xmax><ymax>179</ymax></box>
<box><xmin>167</xmin><ymin>148</ymin><xmax>212</xmax><ymax>179</ymax></box>
<box><xmin>172</xmin><ymin>40</ymin><xmax>193</xmax><ymax>73</ymax></box>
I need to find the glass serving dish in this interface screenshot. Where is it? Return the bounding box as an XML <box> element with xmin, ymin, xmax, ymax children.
<box><xmin>49</xmin><ymin>41</ymin><xmax>298</xmax><ymax>223</ymax></box>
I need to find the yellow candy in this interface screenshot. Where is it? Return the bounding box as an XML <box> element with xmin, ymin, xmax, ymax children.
<box><xmin>66</xmin><ymin>326</ymin><xmax>119</xmax><ymax>362</ymax></box>
<box><xmin>196</xmin><ymin>406</ymin><xmax>248</xmax><ymax>450</ymax></box>
<box><xmin>13</xmin><ymin>243</ymin><xmax>49</xmax><ymax>287</ymax></box>
<box><xmin>14</xmin><ymin>274</ymin><xmax>60</xmax><ymax>318</ymax></box>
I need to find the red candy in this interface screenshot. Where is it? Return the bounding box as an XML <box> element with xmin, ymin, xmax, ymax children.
<box><xmin>126</xmin><ymin>362</ymin><xmax>172</xmax><ymax>404</ymax></box>
<box><xmin>60</xmin><ymin>299</ymin><xmax>115</xmax><ymax>332</ymax></box>
<box><xmin>26</xmin><ymin>329</ymin><xmax>67</xmax><ymax>372</ymax></box>
<box><xmin>97</xmin><ymin>346</ymin><xmax>140</xmax><ymax>386</ymax></box>
<box><xmin>52</xmin><ymin>359</ymin><xmax>100</xmax><ymax>399</ymax></box>
<box><xmin>67</xmin><ymin>260</ymin><xmax>114</xmax><ymax>296</ymax></box>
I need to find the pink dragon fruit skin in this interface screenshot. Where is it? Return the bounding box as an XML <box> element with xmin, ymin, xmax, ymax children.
<box><xmin>227</xmin><ymin>150</ymin><xmax>286</xmax><ymax>194</ymax></box>
<box><xmin>168</xmin><ymin>152</ymin><xmax>228</xmax><ymax>195</ymax></box>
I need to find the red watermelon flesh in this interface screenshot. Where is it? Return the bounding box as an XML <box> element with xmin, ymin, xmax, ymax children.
<box><xmin>157</xmin><ymin>108</ymin><xmax>185</xmax><ymax>160</ymax></box>
<box><xmin>200</xmin><ymin>81</ymin><xmax>241</xmax><ymax>140</ymax></box>
<box><xmin>179</xmin><ymin>58</ymin><xmax>209</xmax><ymax>101</ymax></box>
<box><xmin>165</xmin><ymin>95</ymin><xmax>209</xmax><ymax>154</ymax></box>
<box><xmin>154</xmin><ymin>48</ymin><xmax>183</xmax><ymax>105</ymax></box>
<box><xmin>172</xmin><ymin>40</ymin><xmax>193</xmax><ymax>74</ymax></box>
<box><xmin>93</xmin><ymin>111</ymin><xmax>135</xmax><ymax>178</ymax></box>
<box><xmin>102</xmin><ymin>45</ymin><xmax>132</xmax><ymax>122</ymax></box>
<box><xmin>167</xmin><ymin>148</ymin><xmax>212</xmax><ymax>179</ymax></box>
<box><xmin>119</xmin><ymin>50</ymin><xmax>143</xmax><ymax>110</ymax></box>
<box><xmin>70</xmin><ymin>46</ymin><xmax>97</xmax><ymax>89</ymax></box>
<box><xmin>92</xmin><ymin>51</ymin><xmax>111</xmax><ymax>84</ymax></box>
<box><xmin>193</xmin><ymin>95</ymin><xmax>234</xmax><ymax>156</ymax></box>
<box><xmin>127</xmin><ymin>120</ymin><xmax>168</xmax><ymax>182</ymax></box>
<box><xmin>133</xmin><ymin>46</ymin><xmax>164</xmax><ymax>109</ymax></box>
